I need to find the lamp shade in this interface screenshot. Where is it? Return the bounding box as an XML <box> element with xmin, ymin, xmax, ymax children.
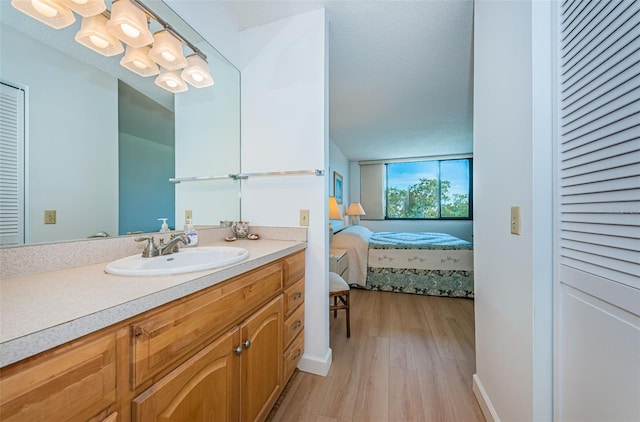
<box><xmin>11</xmin><ymin>0</ymin><xmax>75</xmax><ymax>29</ymax></box>
<box><xmin>106</xmin><ymin>0</ymin><xmax>153</xmax><ymax>48</ymax></box>
<box><xmin>120</xmin><ymin>45</ymin><xmax>159</xmax><ymax>76</ymax></box>
<box><xmin>346</xmin><ymin>203</ymin><xmax>366</xmax><ymax>216</ymax></box>
<box><xmin>181</xmin><ymin>54</ymin><xmax>214</xmax><ymax>88</ymax></box>
<box><xmin>329</xmin><ymin>197</ymin><xmax>342</xmax><ymax>220</ymax></box>
<box><xmin>60</xmin><ymin>0</ymin><xmax>106</xmax><ymax>17</ymax></box>
<box><xmin>75</xmin><ymin>14</ymin><xmax>124</xmax><ymax>56</ymax></box>
<box><xmin>155</xmin><ymin>69</ymin><xmax>188</xmax><ymax>93</ymax></box>
<box><xmin>149</xmin><ymin>30</ymin><xmax>188</xmax><ymax>70</ymax></box>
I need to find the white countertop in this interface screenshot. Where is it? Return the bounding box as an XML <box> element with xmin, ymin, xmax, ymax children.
<box><xmin>0</xmin><ymin>239</ymin><xmax>306</xmax><ymax>367</ymax></box>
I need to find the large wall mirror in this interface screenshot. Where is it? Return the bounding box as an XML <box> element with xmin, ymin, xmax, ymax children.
<box><xmin>0</xmin><ymin>0</ymin><xmax>240</xmax><ymax>246</ymax></box>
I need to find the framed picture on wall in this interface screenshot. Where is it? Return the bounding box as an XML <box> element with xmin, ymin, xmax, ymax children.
<box><xmin>334</xmin><ymin>171</ymin><xmax>343</xmax><ymax>204</ymax></box>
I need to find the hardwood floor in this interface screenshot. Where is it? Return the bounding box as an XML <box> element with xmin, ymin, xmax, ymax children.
<box><xmin>269</xmin><ymin>289</ymin><xmax>484</xmax><ymax>422</ymax></box>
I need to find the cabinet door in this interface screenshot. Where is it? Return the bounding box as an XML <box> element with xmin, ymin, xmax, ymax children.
<box><xmin>0</xmin><ymin>333</ymin><xmax>116</xmax><ymax>422</ymax></box>
<box><xmin>132</xmin><ymin>328</ymin><xmax>241</xmax><ymax>422</ymax></box>
<box><xmin>240</xmin><ymin>295</ymin><xmax>284</xmax><ymax>422</ymax></box>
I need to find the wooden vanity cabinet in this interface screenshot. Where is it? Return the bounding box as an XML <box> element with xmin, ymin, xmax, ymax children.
<box><xmin>0</xmin><ymin>250</ymin><xmax>305</xmax><ymax>422</ymax></box>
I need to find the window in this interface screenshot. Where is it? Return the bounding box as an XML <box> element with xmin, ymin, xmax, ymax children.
<box><xmin>385</xmin><ymin>158</ymin><xmax>472</xmax><ymax>219</ymax></box>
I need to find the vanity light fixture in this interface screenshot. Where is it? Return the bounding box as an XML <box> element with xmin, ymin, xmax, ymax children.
<box><xmin>155</xmin><ymin>69</ymin><xmax>188</xmax><ymax>93</ymax></box>
<box><xmin>11</xmin><ymin>0</ymin><xmax>75</xmax><ymax>29</ymax></box>
<box><xmin>12</xmin><ymin>0</ymin><xmax>214</xmax><ymax>94</ymax></box>
<box><xmin>120</xmin><ymin>45</ymin><xmax>159</xmax><ymax>76</ymax></box>
<box><xmin>181</xmin><ymin>53</ymin><xmax>214</xmax><ymax>88</ymax></box>
<box><xmin>75</xmin><ymin>14</ymin><xmax>124</xmax><ymax>56</ymax></box>
<box><xmin>60</xmin><ymin>0</ymin><xmax>106</xmax><ymax>17</ymax></box>
<box><xmin>106</xmin><ymin>0</ymin><xmax>153</xmax><ymax>48</ymax></box>
<box><xmin>149</xmin><ymin>30</ymin><xmax>188</xmax><ymax>70</ymax></box>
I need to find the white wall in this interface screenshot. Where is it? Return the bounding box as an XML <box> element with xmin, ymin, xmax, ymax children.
<box><xmin>239</xmin><ymin>10</ymin><xmax>331</xmax><ymax>376</ymax></box>
<box><xmin>164</xmin><ymin>0</ymin><xmax>242</xmax><ymax>69</ymax></box>
<box><xmin>329</xmin><ymin>139</ymin><xmax>350</xmax><ymax>228</ymax></box>
<box><xmin>0</xmin><ymin>24</ymin><xmax>118</xmax><ymax>244</ymax></box>
<box><xmin>473</xmin><ymin>1</ymin><xmax>553</xmax><ymax>421</ymax></box>
<box><xmin>175</xmin><ymin>57</ymin><xmax>241</xmax><ymax>227</ymax></box>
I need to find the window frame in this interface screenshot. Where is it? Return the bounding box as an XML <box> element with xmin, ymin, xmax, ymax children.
<box><xmin>384</xmin><ymin>158</ymin><xmax>473</xmax><ymax>221</ymax></box>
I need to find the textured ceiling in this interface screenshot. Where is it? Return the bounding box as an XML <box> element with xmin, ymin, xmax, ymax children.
<box><xmin>223</xmin><ymin>0</ymin><xmax>474</xmax><ymax>161</ymax></box>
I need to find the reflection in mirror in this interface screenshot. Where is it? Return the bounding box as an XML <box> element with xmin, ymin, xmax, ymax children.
<box><xmin>0</xmin><ymin>0</ymin><xmax>240</xmax><ymax>247</ymax></box>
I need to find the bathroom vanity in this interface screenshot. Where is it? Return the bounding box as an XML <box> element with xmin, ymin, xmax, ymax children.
<box><xmin>0</xmin><ymin>237</ymin><xmax>305</xmax><ymax>422</ymax></box>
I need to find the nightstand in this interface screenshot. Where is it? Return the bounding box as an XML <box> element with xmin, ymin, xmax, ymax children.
<box><xmin>329</xmin><ymin>248</ymin><xmax>349</xmax><ymax>282</ymax></box>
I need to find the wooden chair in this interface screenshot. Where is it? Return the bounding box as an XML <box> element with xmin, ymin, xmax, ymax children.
<box><xmin>329</xmin><ymin>272</ymin><xmax>350</xmax><ymax>337</ymax></box>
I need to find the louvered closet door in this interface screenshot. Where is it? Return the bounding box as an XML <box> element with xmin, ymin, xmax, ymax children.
<box><xmin>0</xmin><ymin>83</ymin><xmax>25</xmax><ymax>246</ymax></box>
<box><xmin>557</xmin><ymin>1</ymin><xmax>640</xmax><ymax>420</ymax></box>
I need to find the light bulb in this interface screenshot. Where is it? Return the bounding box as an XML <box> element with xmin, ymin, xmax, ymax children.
<box><xmin>89</xmin><ymin>34</ymin><xmax>109</xmax><ymax>48</ymax></box>
<box><xmin>72</xmin><ymin>0</ymin><xmax>88</xmax><ymax>4</ymax></box>
<box><xmin>161</xmin><ymin>51</ymin><xmax>176</xmax><ymax>62</ymax></box>
<box><xmin>31</xmin><ymin>0</ymin><xmax>58</xmax><ymax>17</ymax></box>
<box><xmin>121</xmin><ymin>23</ymin><xmax>140</xmax><ymax>39</ymax></box>
<box><xmin>165</xmin><ymin>79</ymin><xmax>178</xmax><ymax>88</ymax></box>
<box><xmin>192</xmin><ymin>73</ymin><xmax>204</xmax><ymax>82</ymax></box>
<box><xmin>133</xmin><ymin>59</ymin><xmax>147</xmax><ymax>69</ymax></box>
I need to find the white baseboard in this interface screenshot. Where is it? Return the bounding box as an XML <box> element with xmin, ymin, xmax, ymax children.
<box><xmin>297</xmin><ymin>348</ymin><xmax>332</xmax><ymax>376</ymax></box>
<box><xmin>473</xmin><ymin>373</ymin><xmax>500</xmax><ymax>422</ymax></box>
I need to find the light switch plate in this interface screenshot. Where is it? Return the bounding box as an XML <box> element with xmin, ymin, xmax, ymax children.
<box><xmin>300</xmin><ymin>209</ymin><xmax>310</xmax><ymax>226</ymax></box>
<box><xmin>44</xmin><ymin>210</ymin><xmax>56</xmax><ymax>224</ymax></box>
<box><xmin>185</xmin><ymin>210</ymin><xmax>193</xmax><ymax>222</ymax></box>
<box><xmin>511</xmin><ymin>206</ymin><xmax>521</xmax><ymax>235</ymax></box>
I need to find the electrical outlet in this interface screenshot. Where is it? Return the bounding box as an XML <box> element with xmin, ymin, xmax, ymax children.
<box><xmin>300</xmin><ymin>209</ymin><xmax>310</xmax><ymax>226</ymax></box>
<box><xmin>511</xmin><ymin>206</ymin><xmax>521</xmax><ymax>235</ymax></box>
<box><xmin>185</xmin><ymin>210</ymin><xmax>193</xmax><ymax>221</ymax></box>
<box><xmin>44</xmin><ymin>210</ymin><xmax>56</xmax><ymax>224</ymax></box>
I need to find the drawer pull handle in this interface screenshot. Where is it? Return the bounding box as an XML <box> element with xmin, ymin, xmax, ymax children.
<box><xmin>234</xmin><ymin>346</ymin><xmax>243</xmax><ymax>355</ymax></box>
<box><xmin>292</xmin><ymin>292</ymin><xmax>302</xmax><ymax>301</ymax></box>
<box><xmin>292</xmin><ymin>320</ymin><xmax>302</xmax><ymax>330</ymax></box>
<box><xmin>291</xmin><ymin>349</ymin><xmax>301</xmax><ymax>360</ymax></box>
<box><xmin>243</xmin><ymin>339</ymin><xmax>252</xmax><ymax>349</ymax></box>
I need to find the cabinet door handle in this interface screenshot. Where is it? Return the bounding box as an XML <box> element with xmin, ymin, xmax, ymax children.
<box><xmin>234</xmin><ymin>346</ymin><xmax>243</xmax><ymax>355</ymax></box>
<box><xmin>243</xmin><ymin>339</ymin><xmax>252</xmax><ymax>349</ymax></box>
<box><xmin>291</xmin><ymin>349</ymin><xmax>301</xmax><ymax>360</ymax></box>
<box><xmin>292</xmin><ymin>320</ymin><xmax>302</xmax><ymax>330</ymax></box>
<box><xmin>292</xmin><ymin>292</ymin><xmax>302</xmax><ymax>301</ymax></box>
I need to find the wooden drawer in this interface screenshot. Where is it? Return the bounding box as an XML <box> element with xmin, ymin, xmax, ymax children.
<box><xmin>283</xmin><ymin>304</ymin><xmax>304</xmax><ymax>349</ymax></box>
<box><xmin>130</xmin><ymin>262</ymin><xmax>282</xmax><ymax>388</ymax></box>
<box><xmin>283</xmin><ymin>331</ymin><xmax>304</xmax><ymax>383</ymax></box>
<box><xmin>283</xmin><ymin>250</ymin><xmax>305</xmax><ymax>287</ymax></box>
<box><xmin>0</xmin><ymin>333</ymin><xmax>117</xmax><ymax>422</ymax></box>
<box><xmin>284</xmin><ymin>277</ymin><xmax>304</xmax><ymax>317</ymax></box>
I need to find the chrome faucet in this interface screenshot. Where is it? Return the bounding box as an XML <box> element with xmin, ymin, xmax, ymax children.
<box><xmin>158</xmin><ymin>233</ymin><xmax>189</xmax><ymax>255</ymax></box>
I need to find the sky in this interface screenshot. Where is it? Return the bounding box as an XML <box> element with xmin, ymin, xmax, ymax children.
<box><xmin>387</xmin><ymin>160</ymin><xmax>470</xmax><ymax>195</ymax></box>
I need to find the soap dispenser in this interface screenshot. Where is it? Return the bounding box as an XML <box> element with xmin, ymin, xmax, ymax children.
<box><xmin>158</xmin><ymin>218</ymin><xmax>170</xmax><ymax>233</ymax></box>
<box><xmin>184</xmin><ymin>218</ymin><xmax>199</xmax><ymax>246</ymax></box>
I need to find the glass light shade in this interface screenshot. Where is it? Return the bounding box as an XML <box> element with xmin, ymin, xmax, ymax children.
<box><xmin>181</xmin><ymin>54</ymin><xmax>214</xmax><ymax>88</ymax></box>
<box><xmin>120</xmin><ymin>45</ymin><xmax>159</xmax><ymax>76</ymax></box>
<box><xmin>75</xmin><ymin>14</ymin><xmax>124</xmax><ymax>57</ymax></box>
<box><xmin>60</xmin><ymin>0</ymin><xmax>105</xmax><ymax>17</ymax></box>
<box><xmin>106</xmin><ymin>0</ymin><xmax>153</xmax><ymax>48</ymax></box>
<box><xmin>329</xmin><ymin>197</ymin><xmax>343</xmax><ymax>220</ymax></box>
<box><xmin>155</xmin><ymin>70</ymin><xmax>188</xmax><ymax>93</ymax></box>
<box><xmin>11</xmin><ymin>0</ymin><xmax>75</xmax><ymax>29</ymax></box>
<box><xmin>149</xmin><ymin>30</ymin><xmax>188</xmax><ymax>70</ymax></box>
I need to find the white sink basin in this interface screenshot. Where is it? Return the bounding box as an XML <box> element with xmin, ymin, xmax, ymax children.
<box><xmin>105</xmin><ymin>246</ymin><xmax>249</xmax><ymax>276</ymax></box>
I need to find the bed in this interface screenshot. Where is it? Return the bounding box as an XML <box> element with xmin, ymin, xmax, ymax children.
<box><xmin>332</xmin><ymin>226</ymin><xmax>474</xmax><ymax>298</ymax></box>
